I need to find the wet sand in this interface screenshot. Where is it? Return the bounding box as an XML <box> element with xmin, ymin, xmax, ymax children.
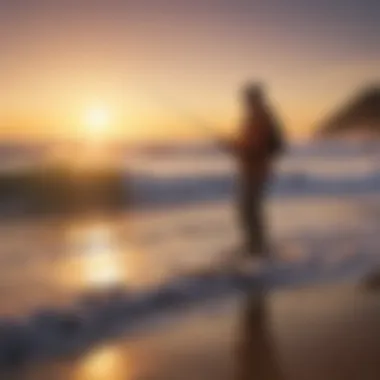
<box><xmin>5</xmin><ymin>280</ymin><xmax>380</xmax><ymax>380</ymax></box>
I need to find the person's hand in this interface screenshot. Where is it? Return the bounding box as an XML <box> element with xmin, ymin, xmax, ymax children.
<box><xmin>217</xmin><ymin>139</ymin><xmax>233</xmax><ymax>154</ymax></box>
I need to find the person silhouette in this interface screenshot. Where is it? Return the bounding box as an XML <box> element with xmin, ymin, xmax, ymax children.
<box><xmin>222</xmin><ymin>83</ymin><xmax>285</xmax><ymax>259</ymax></box>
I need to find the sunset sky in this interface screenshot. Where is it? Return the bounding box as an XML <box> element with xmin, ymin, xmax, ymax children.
<box><xmin>0</xmin><ymin>0</ymin><xmax>379</xmax><ymax>141</ymax></box>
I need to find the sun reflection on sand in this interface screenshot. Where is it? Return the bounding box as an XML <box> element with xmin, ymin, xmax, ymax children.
<box><xmin>75</xmin><ymin>345</ymin><xmax>132</xmax><ymax>380</ymax></box>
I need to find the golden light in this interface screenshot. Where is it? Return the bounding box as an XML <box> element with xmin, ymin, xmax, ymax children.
<box><xmin>60</xmin><ymin>223</ymin><xmax>128</xmax><ymax>291</ymax></box>
<box><xmin>81</xmin><ymin>224</ymin><xmax>123</xmax><ymax>289</ymax></box>
<box><xmin>75</xmin><ymin>345</ymin><xmax>132</xmax><ymax>380</ymax></box>
<box><xmin>84</xmin><ymin>106</ymin><xmax>111</xmax><ymax>139</ymax></box>
<box><xmin>66</xmin><ymin>105</ymin><xmax>115</xmax><ymax>170</ymax></box>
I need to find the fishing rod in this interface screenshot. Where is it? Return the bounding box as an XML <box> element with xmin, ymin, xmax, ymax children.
<box><xmin>148</xmin><ymin>92</ymin><xmax>232</xmax><ymax>153</ymax></box>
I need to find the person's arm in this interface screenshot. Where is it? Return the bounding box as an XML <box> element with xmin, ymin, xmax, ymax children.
<box><xmin>216</xmin><ymin>138</ymin><xmax>240</xmax><ymax>156</ymax></box>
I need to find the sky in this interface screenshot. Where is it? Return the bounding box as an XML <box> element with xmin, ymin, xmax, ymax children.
<box><xmin>0</xmin><ymin>0</ymin><xmax>379</xmax><ymax>141</ymax></box>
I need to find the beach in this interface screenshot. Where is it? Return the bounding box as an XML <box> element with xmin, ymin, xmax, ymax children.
<box><xmin>0</xmin><ymin>142</ymin><xmax>379</xmax><ymax>379</ymax></box>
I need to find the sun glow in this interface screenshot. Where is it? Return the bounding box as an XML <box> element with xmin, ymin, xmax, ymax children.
<box><xmin>84</xmin><ymin>106</ymin><xmax>111</xmax><ymax>140</ymax></box>
<box><xmin>67</xmin><ymin>105</ymin><xmax>115</xmax><ymax>169</ymax></box>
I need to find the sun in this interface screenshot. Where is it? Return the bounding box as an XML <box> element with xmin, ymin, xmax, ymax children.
<box><xmin>84</xmin><ymin>106</ymin><xmax>111</xmax><ymax>138</ymax></box>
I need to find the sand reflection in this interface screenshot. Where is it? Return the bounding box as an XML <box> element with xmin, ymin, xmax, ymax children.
<box><xmin>75</xmin><ymin>345</ymin><xmax>132</xmax><ymax>380</ymax></box>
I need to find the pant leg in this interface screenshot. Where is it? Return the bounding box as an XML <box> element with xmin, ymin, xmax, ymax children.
<box><xmin>249</xmin><ymin>186</ymin><xmax>267</xmax><ymax>255</ymax></box>
<box><xmin>238</xmin><ymin>191</ymin><xmax>254</xmax><ymax>253</ymax></box>
<box><xmin>238</xmin><ymin>177</ymin><xmax>267</xmax><ymax>256</ymax></box>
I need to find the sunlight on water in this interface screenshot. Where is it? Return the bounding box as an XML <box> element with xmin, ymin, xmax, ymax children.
<box><xmin>68</xmin><ymin>143</ymin><xmax>116</xmax><ymax>171</ymax></box>
<box><xmin>60</xmin><ymin>222</ymin><xmax>129</xmax><ymax>292</ymax></box>
<box><xmin>75</xmin><ymin>345</ymin><xmax>132</xmax><ymax>380</ymax></box>
<box><xmin>80</xmin><ymin>225</ymin><xmax>124</xmax><ymax>289</ymax></box>
<box><xmin>54</xmin><ymin>216</ymin><xmax>171</xmax><ymax>298</ymax></box>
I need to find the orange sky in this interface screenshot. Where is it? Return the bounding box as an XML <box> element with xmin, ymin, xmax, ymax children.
<box><xmin>0</xmin><ymin>1</ymin><xmax>379</xmax><ymax>141</ymax></box>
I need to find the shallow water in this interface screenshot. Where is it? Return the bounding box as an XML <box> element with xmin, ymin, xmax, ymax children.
<box><xmin>0</xmin><ymin>190</ymin><xmax>379</xmax><ymax>317</ymax></box>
